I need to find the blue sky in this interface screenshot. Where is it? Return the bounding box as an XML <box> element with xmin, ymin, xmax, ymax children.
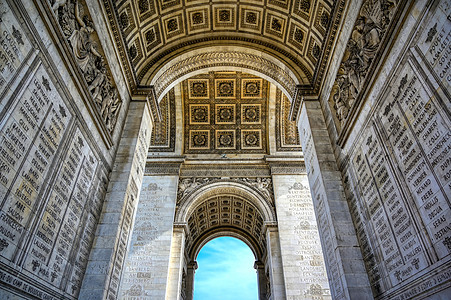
<box><xmin>193</xmin><ymin>237</ymin><xmax>258</xmax><ymax>300</ymax></box>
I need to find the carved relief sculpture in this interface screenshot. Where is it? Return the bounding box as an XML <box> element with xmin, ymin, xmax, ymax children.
<box><xmin>330</xmin><ymin>0</ymin><xmax>399</xmax><ymax>128</ymax></box>
<box><xmin>52</xmin><ymin>0</ymin><xmax>122</xmax><ymax>133</ymax></box>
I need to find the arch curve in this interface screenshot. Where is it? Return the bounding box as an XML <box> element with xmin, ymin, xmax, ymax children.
<box><xmin>191</xmin><ymin>228</ymin><xmax>261</xmax><ymax>261</ymax></box>
<box><xmin>176</xmin><ymin>180</ymin><xmax>276</xmax><ymax>224</ymax></box>
<box><xmin>144</xmin><ymin>46</ymin><xmax>304</xmax><ymax>102</ymax></box>
<box><xmin>176</xmin><ymin>180</ymin><xmax>277</xmax><ymax>264</ymax></box>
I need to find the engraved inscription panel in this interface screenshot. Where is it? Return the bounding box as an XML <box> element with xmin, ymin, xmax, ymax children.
<box><xmin>272</xmin><ymin>175</ymin><xmax>331</xmax><ymax>298</ymax></box>
<box><xmin>0</xmin><ymin>64</ymin><xmax>71</xmax><ymax>260</ymax></box>
<box><xmin>350</xmin><ymin>126</ymin><xmax>428</xmax><ymax>286</ymax></box>
<box><xmin>417</xmin><ymin>1</ymin><xmax>451</xmax><ymax>94</ymax></box>
<box><xmin>0</xmin><ymin>1</ymin><xmax>33</xmax><ymax>98</ymax></box>
<box><xmin>22</xmin><ymin>128</ymin><xmax>99</xmax><ymax>291</ymax></box>
<box><xmin>346</xmin><ymin>56</ymin><xmax>451</xmax><ymax>297</ymax></box>
<box><xmin>119</xmin><ymin>176</ymin><xmax>178</xmax><ymax>298</ymax></box>
<box><xmin>378</xmin><ymin>64</ymin><xmax>450</xmax><ymax>259</ymax></box>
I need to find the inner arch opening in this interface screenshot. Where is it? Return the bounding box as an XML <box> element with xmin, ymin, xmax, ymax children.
<box><xmin>193</xmin><ymin>236</ymin><xmax>258</xmax><ymax>300</ymax></box>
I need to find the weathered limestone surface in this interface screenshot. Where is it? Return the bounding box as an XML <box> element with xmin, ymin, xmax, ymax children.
<box><xmin>323</xmin><ymin>0</ymin><xmax>451</xmax><ymax>298</ymax></box>
<box><xmin>0</xmin><ymin>0</ymin><xmax>128</xmax><ymax>298</ymax></box>
<box><xmin>118</xmin><ymin>175</ymin><xmax>179</xmax><ymax>299</ymax></box>
<box><xmin>79</xmin><ymin>101</ymin><xmax>151</xmax><ymax>299</ymax></box>
<box><xmin>272</xmin><ymin>174</ymin><xmax>331</xmax><ymax>299</ymax></box>
<box><xmin>266</xmin><ymin>226</ymin><xmax>287</xmax><ymax>300</ymax></box>
<box><xmin>165</xmin><ymin>226</ymin><xmax>186</xmax><ymax>300</ymax></box>
<box><xmin>298</xmin><ymin>100</ymin><xmax>373</xmax><ymax>299</ymax></box>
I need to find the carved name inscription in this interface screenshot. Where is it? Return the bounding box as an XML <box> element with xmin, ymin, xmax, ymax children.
<box><xmin>22</xmin><ymin>128</ymin><xmax>99</xmax><ymax>291</ymax></box>
<box><xmin>350</xmin><ymin>126</ymin><xmax>427</xmax><ymax>286</ymax></box>
<box><xmin>347</xmin><ymin>59</ymin><xmax>450</xmax><ymax>296</ymax></box>
<box><xmin>0</xmin><ymin>64</ymin><xmax>70</xmax><ymax>261</ymax></box>
<box><xmin>379</xmin><ymin>66</ymin><xmax>450</xmax><ymax>259</ymax></box>
<box><xmin>343</xmin><ymin>171</ymin><xmax>384</xmax><ymax>294</ymax></box>
<box><xmin>0</xmin><ymin>1</ymin><xmax>33</xmax><ymax>96</ymax></box>
<box><xmin>299</xmin><ymin>122</ymin><xmax>344</xmax><ymax>299</ymax></box>
<box><xmin>107</xmin><ymin>177</ymin><xmax>137</xmax><ymax>300</ymax></box>
<box><xmin>417</xmin><ymin>1</ymin><xmax>451</xmax><ymax>91</ymax></box>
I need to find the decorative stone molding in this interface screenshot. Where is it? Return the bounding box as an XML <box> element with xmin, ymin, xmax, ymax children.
<box><xmin>289</xmin><ymin>85</ymin><xmax>304</xmax><ymax>122</ymax></box>
<box><xmin>144</xmin><ymin>156</ymin><xmax>185</xmax><ymax>175</ymax></box>
<box><xmin>146</xmin><ymin>85</ymin><xmax>162</xmax><ymax>123</ymax></box>
<box><xmin>184</xmin><ymin>195</ymin><xmax>267</xmax><ymax>260</ymax></box>
<box><xmin>276</xmin><ymin>88</ymin><xmax>302</xmax><ymax>151</ymax></box>
<box><xmin>265</xmin><ymin>155</ymin><xmax>306</xmax><ymax>175</ymax></box>
<box><xmin>177</xmin><ymin>177</ymin><xmax>274</xmax><ymax>204</ymax></box>
<box><xmin>269</xmin><ymin>163</ymin><xmax>307</xmax><ymax>175</ymax></box>
<box><xmin>176</xmin><ymin>181</ymin><xmax>277</xmax><ymax>223</ymax></box>
<box><xmin>152</xmin><ymin>51</ymin><xmax>298</xmax><ymax>101</ymax></box>
<box><xmin>149</xmin><ymin>88</ymin><xmax>176</xmax><ymax>152</ymax></box>
<box><xmin>180</xmin><ymin>164</ymin><xmax>271</xmax><ymax>178</ymax></box>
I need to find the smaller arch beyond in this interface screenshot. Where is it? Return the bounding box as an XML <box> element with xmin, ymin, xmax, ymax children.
<box><xmin>192</xmin><ymin>229</ymin><xmax>260</xmax><ymax>262</ymax></box>
<box><xmin>146</xmin><ymin>46</ymin><xmax>303</xmax><ymax>103</ymax></box>
<box><xmin>175</xmin><ymin>181</ymin><xmax>276</xmax><ymax>224</ymax></box>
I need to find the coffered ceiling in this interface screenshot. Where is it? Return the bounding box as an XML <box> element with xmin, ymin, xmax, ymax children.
<box><xmin>147</xmin><ymin>71</ymin><xmax>301</xmax><ymax>154</ymax></box>
<box><xmin>183</xmin><ymin>72</ymin><xmax>269</xmax><ymax>154</ymax></box>
<box><xmin>106</xmin><ymin>0</ymin><xmax>344</xmax><ymax>94</ymax></box>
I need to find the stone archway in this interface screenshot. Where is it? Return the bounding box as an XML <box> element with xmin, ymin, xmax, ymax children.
<box><xmin>175</xmin><ymin>181</ymin><xmax>277</xmax><ymax>300</ymax></box>
<box><xmin>144</xmin><ymin>46</ymin><xmax>303</xmax><ymax>103</ymax></box>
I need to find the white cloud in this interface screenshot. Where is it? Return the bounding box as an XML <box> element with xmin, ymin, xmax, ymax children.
<box><xmin>193</xmin><ymin>237</ymin><xmax>258</xmax><ymax>300</ymax></box>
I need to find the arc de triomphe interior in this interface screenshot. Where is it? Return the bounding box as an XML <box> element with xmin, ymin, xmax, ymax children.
<box><xmin>0</xmin><ymin>0</ymin><xmax>450</xmax><ymax>299</ymax></box>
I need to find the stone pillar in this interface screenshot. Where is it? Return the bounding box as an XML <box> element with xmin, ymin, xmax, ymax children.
<box><xmin>266</xmin><ymin>224</ymin><xmax>287</xmax><ymax>300</ymax></box>
<box><xmin>267</xmin><ymin>157</ymin><xmax>331</xmax><ymax>299</ymax></box>
<box><xmin>118</xmin><ymin>157</ymin><xmax>184</xmax><ymax>298</ymax></box>
<box><xmin>298</xmin><ymin>100</ymin><xmax>372</xmax><ymax>299</ymax></box>
<box><xmin>79</xmin><ymin>101</ymin><xmax>152</xmax><ymax>299</ymax></box>
<box><xmin>166</xmin><ymin>225</ymin><xmax>186</xmax><ymax>300</ymax></box>
<box><xmin>254</xmin><ymin>261</ymin><xmax>268</xmax><ymax>300</ymax></box>
<box><xmin>185</xmin><ymin>261</ymin><xmax>197</xmax><ymax>300</ymax></box>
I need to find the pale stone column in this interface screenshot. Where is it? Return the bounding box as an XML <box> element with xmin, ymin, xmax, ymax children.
<box><xmin>166</xmin><ymin>225</ymin><xmax>187</xmax><ymax>300</ymax></box>
<box><xmin>79</xmin><ymin>101</ymin><xmax>153</xmax><ymax>299</ymax></box>
<box><xmin>185</xmin><ymin>261</ymin><xmax>198</xmax><ymax>300</ymax></box>
<box><xmin>298</xmin><ymin>100</ymin><xmax>372</xmax><ymax>299</ymax></box>
<box><xmin>265</xmin><ymin>224</ymin><xmax>287</xmax><ymax>300</ymax></box>
<box><xmin>254</xmin><ymin>261</ymin><xmax>268</xmax><ymax>300</ymax></box>
<box><xmin>267</xmin><ymin>157</ymin><xmax>332</xmax><ymax>299</ymax></box>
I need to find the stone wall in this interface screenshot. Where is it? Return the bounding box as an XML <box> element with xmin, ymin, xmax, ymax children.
<box><xmin>119</xmin><ymin>175</ymin><xmax>179</xmax><ymax>299</ymax></box>
<box><xmin>318</xmin><ymin>0</ymin><xmax>451</xmax><ymax>298</ymax></box>
<box><xmin>272</xmin><ymin>174</ymin><xmax>331</xmax><ymax>299</ymax></box>
<box><xmin>0</xmin><ymin>0</ymin><xmax>129</xmax><ymax>298</ymax></box>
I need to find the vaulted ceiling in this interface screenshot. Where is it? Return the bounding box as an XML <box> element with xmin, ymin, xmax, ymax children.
<box><xmin>105</xmin><ymin>0</ymin><xmax>344</xmax><ymax>95</ymax></box>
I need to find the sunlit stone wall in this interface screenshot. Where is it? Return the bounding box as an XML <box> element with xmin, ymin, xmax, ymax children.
<box><xmin>0</xmin><ymin>0</ymin><xmax>128</xmax><ymax>298</ymax></box>
<box><xmin>319</xmin><ymin>0</ymin><xmax>451</xmax><ymax>298</ymax></box>
<box><xmin>272</xmin><ymin>174</ymin><xmax>331</xmax><ymax>299</ymax></box>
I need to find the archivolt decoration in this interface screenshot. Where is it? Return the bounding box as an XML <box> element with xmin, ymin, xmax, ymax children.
<box><xmin>177</xmin><ymin>177</ymin><xmax>274</xmax><ymax>207</ymax></box>
<box><xmin>51</xmin><ymin>0</ymin><xmax>122</xmax><ymax>133</ymax></box>
<box><xmin>185</xmin><ymin>199</ymin><xmax>267</xmax><ymax>261</ymax></box>
<box><xmin>148</xmin><ymin>49</ymin><xmax>300</xmax><ymax>102</ymax></box>
<box><xmin>176</xmin><ymin>179</ymin><xmax>276</xmax><ymax>224</ymax></box>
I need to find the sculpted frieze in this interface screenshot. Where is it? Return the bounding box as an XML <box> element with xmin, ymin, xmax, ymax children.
<box><xmin>51</xmin><ymin>0</ymin><xmax>122</xmax><ymax>133</ymax></box>
<box><xmin>330</xmin><ymin>0</ymin><xmax>402</xmax><ymax>129</ymax></box>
